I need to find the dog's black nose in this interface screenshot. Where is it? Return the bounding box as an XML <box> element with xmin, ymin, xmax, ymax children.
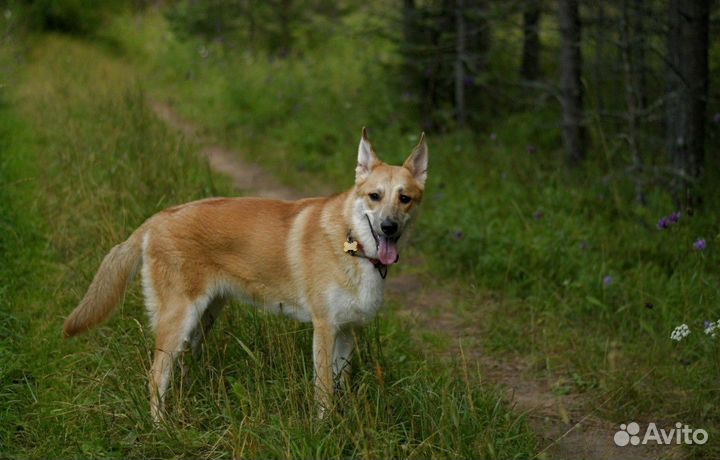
<box><xmin>380</xmin><ymin>219</ymin><xmax>398</xmax><ymax>236</ymax></box>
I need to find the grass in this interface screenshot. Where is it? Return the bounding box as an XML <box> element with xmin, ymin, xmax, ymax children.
<box><xmin>0</xmin><ymin>33</ymin><xmax>538</xmax><ymax>458</ymax></box>
<box><xmin>98</xmin><ymin>7</ymin><xmax>720</xmax><ymax>457</ymax></box>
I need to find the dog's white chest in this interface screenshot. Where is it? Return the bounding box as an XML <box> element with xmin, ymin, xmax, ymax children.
<box><xmin>326</xmin><ymin>263</ymin><xmax>385</xmax><ymax>327</ymax></box>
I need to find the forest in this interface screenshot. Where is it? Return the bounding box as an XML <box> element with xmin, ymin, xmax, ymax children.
<box><xmin>1</xmin><ymin>0</ymin><xmax>718</xmax><ymax>458</ymax></box>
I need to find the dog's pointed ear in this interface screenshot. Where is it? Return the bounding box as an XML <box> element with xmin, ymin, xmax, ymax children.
<box><xmin>403</xmin><ymin>132</ymin><xmax>428</xmax><ymax>187</ymax></box>
<box><xmin>356</xmin><ymin>127</ymin><xmax>379</xmax><ymax>183</ymax></box>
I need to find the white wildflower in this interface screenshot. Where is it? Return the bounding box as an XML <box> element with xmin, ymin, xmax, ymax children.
<box><xmin>704</xmin><ymin>320</ymin><xmax>720</xmax><ymax>338</ymax></box>
<box><xmin>671</xmin><ymin>324</ymin><xmax>690</xmax><ymax>342</ymax></box>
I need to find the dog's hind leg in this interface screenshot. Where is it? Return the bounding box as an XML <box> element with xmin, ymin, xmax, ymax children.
<box><xmin>149</xmin><ymin>296</ymin><xmax>206</xmax><ymax>423</ymax></box>
<box><xmin>188</xmin><ymin>296</ymin><xmax>226</xmax><ymax>360</ymax></box>
<box><xmin>180</xmin><ymin>296</ymin><xmax>227</xmax><ymax>381</ymax></box>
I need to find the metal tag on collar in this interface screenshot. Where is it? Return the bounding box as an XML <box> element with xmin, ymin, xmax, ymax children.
<box><xmin>343</xmin><ymin>240</ymin><xmax>358</xmax><ymax>254</ymax></box>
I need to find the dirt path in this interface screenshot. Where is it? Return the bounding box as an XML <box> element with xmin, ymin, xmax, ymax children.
<box><xmin>150</xmin><ymin>100</ymin><xmax>302</xmax><ymax>200</ymax></box>
<box><xmin>385</xmin><ymin>274</ymin><xmax>674</xmax><ymax>459</ymax></box>
<box><xmin>149</xmin><ymin>99</ymin><xmax>672</xmax><ymax>460</ymax></box>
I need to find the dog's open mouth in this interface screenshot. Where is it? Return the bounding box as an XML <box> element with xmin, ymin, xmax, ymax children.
<box><xmin>378</xmin><ymin>236</ymin><xmax>400</xmax><ymax>265</ymax></box>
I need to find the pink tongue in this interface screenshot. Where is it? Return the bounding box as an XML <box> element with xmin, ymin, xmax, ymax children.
<box><xmin>378</xmin><ymin>237</ymin><xmax>399</xmax><ymax>265</ymax></box>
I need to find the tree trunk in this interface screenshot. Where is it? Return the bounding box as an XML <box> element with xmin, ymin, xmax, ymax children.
<box><xmin>631</xmin><ymin>0</ymin><xmax>648</xmax><ymax>110</ymax></box>
<box><xmin>666</xmin><ymin>0</ymin><xmax>709</xmax><ymax>207</ymax></box>
<box><xmin>558</xmin><ymin>0</ymin><xmax>585</xmax><ymax>165</ymax></box>
<box><xmin>278</xmin><ymin>0</ymin><xmax>293</xmax><ymax>57</ymax></box>
<box><xmin>246</xmin><ymin>0</ymin><xmax>256</xmax><ymax>50</ymax></box>
<box><xmin>402</xmin><ymin>0</ymin><xmax>416</xmax><ymax>45</ymax></box>
<box><xmin>621</xmin><ymin>0</ymin><xmax>645</xmax><ymax>204</ymax></box>
<box><xmin>520</xmin><ymin>0</ymin><xmax>541</xmax><ymax>80</ymax></box>
<box><xmin>454</xmin><ymin>0</ymin><xmax>466</xmax><ymax>126</ymax></box>
<box><xmin>592</xmin><ymin>1</ymin><xmax>605</xmax><ymax>112</ymax></box>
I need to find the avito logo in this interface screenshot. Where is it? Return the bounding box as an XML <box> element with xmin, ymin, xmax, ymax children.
<box><xmin>614</xmin><ymin>422</ymin><xmax>708</xmax><ymax>446</ymax></box>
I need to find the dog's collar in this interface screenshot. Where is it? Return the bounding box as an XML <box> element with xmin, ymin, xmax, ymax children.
<box><xmin>344</xmin><ymin>216</ymin><xmax>388</xmax><ymax>279</ymax></box>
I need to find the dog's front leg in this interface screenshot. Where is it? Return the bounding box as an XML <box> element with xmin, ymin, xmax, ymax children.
<box><xmin>312</xmin><ymin>320</ymin><xmax>336</xmax><ymax>418</ymax></box>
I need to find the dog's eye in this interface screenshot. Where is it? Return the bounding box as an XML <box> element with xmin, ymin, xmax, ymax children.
<box><xmin>399</xmin><ymin>194</ymin><xmax>411</xmax><ymax>204</ymax></box>
<box><xmin>369</xmin><ymin>192</ymin><xmax>381</xmax><ymax>201</ymax></box>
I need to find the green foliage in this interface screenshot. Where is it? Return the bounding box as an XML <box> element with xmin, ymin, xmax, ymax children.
<box><xmin>165</xmin><ymin>0</ymin><xmax>349</xmax><ymax>56</ymax></box>
<box><xmin>0</xmin><ymin>83</ymin><xmax>45</xmax><ymax>456</ymax></box>
<box><xmin>16</xmin><ymin>0</ymin><xmax>124</xmax><ymax>35</ymax></box>
<box><xmin>220</xmin><ymin>39</ymin><xmax>411</xmax><ymax>181</ymax></box>
<box><xmin>165</xmin><ymin>0</ymin><xmax>244</xmax><ymax>43</ymax></box>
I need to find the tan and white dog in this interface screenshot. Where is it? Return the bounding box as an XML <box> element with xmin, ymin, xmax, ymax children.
<box><xmin>63</xmin><ymin>128</ymin><xmax>428</xmax><ymax>420</ymax></box>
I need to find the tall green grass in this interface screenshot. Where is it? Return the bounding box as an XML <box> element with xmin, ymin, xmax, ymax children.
<box><xmin>104</xmin><ymin>8</ymin><xmax>720</xmax><ymax>457</ymax></box>
<box><xmin>0</xmin><ymin>35</ymin><xmax>537</xmax><ymax>458</ymax></box>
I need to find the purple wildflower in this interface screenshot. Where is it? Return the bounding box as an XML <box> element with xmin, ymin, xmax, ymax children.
<box><xmin>533</xmin><ymin>210</ymin><xmax>544</xmax><ymax>220</ymax></box>
<box><xmin>579</xmin><ymin>241</ymin><xmax>589</xmax><ymax>250</ymax></box>
<box><xmin>693</xmin><ymin>238</ymin><xmax>706</xmax><ymax>251</ymax></box>
<box><xmin>704</xmin><ymin>320</ymin><xmax>713</xmax><ymax>330</ymax></box>
<box><xmin>603</xmin><ymin>275</ymin><xmax>613</xmax><ymax>287</ymax></box>
<box><xmin>451</xmin><ymin>230</ymin><xmax>465</xmax><ymax>241</ymax></box>
<box><xmin>668</xmin><ymin>211</ymin><xmax>680</xmax><ymax>224</ymax></box>
<box><xmin>526</xmin><ymin>144</ymin><xmax>537</xmax><ymax>154</ymax></box>
<box><xmin>657</xmin><ymin>217</ymin><xmax>670</xmax><ymax>230</ymax></box>
<box><xmin>462</xmin><ymin>76</ymin><xmax>475</xmax><ymax>87</ymax></box>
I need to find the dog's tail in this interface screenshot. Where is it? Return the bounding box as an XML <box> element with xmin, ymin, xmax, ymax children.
<box><xmin>63</xmin><ymin>228</ymin><xmax>145</xmax><ymax>338</ymax></box>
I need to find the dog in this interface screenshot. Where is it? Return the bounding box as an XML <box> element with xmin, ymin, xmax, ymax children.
<box><xmin>63</xmin><ymin>128</ymin><xmax>428</xmax><ymax>421</ymax></box>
